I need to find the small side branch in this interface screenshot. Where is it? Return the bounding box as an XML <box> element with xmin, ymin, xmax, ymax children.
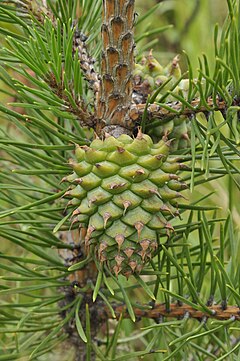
<box><xmin>100</xmin><ymin>302</ymin><xmax>240</xmax><ymax>321</ymax></box>
<box><xmin>129</xmin><ymin>97</ymin><xmax>229</xmax><ymax>125</ymax></box>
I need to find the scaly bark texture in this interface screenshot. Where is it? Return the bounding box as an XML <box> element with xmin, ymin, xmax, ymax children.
<box><xmin>96</xmin><ymin>0</ymin><xmax>135</xmax><ymax>134</ymax></box>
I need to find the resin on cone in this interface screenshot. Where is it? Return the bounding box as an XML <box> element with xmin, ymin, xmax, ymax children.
<box><xmin>63</xmin><ymin>130</ymin><xmax>187</xmax><ymax>278</ymax></box>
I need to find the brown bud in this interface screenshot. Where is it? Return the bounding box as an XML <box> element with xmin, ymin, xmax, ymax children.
<box><xmin>81</xmin><ymin>145</ymin><xmax>90</xmax><ymax>152</ymax></box>
<box><xmin>135</xmin><ymin>168</ymin><xmax>145</xmax><ymax>176</ymax></box>
<box><xmin>70</xmin><ymin>217</ymin><xmax>80</xmax><ymax>227</ymax></box>
<box><xmin>124</xmin><ymin>247</ymin><xmax>134</xmax><ymax>258</ymax></box>
<box><xmin>136</xmin><ymin>127</ymin><xmax>143</xmax><ymax>139</ymax></box>
<box><xmin>135</xmin><ymin>221</ymin><xmax>144</xmax><ymax>238</ymax></box>
<box><xmin>98</xmin><ymin>241</ymin><xmax>108</xmax><ymax>254</ymax></box>
<box><xmin>74</xmin><ymin>178</ymin><xmax>83</xmax><ymax>185</ymax></box>
<box><xmin>138</xmin><ymin>249</ymin><xmax>146</xmax><ymax>260</ymax></box>
<box><xmin>110</xmin><ymin>182</ymin><xmax>126</xmax><ymax>190</ymax></box>
<box><xmin>149</xmin><ymin>188</ymin><xmax>162</xmax><ymax>199</ymax></box>
<box><xmin>128</xmin><ymin>260</ymin><xmax>137</xmax><ymax>272</ymax></box>
<box><xmin>103</xmin><ymin>212</ymin><xmax>111</xmax><ymax>228</ymax></box>
<box><xmin>60</xmin><ymin>176</ymin><xmax>67</xmax><ymax>184</ymax></box>
<box><xmin>115</xmin><ymin>254</ymin><xmax>125</xmax><ymax>267</ymax></box>
<box><xmin>115</xmin><ymin>234</ymin><xmax>125</xmax><ymax>250</ymax></box>
<box><xmin>72</xmin><ymin>208</ymin><xmax>81</xmax><ymax>217</ymax></box>
<box><xmin>165</xmin><ymin>223</ymin><xmax>174</xmax><ymax>231</ymax></box>
<box><xmin>117</xmin><ymin>146</ymin><xmax>125</xmax><ymax>153</ymax></box>
<box><xmin>99</xmin><ymin>252</ymin><xmax>107</xmax><ymax>263</ymax></box>
<box><xmin>113</xmin><ymin>265</ymin><xmax>122</xmax><ymax>277</ymax></box>
<box><xmin>84</xmin><ymin>225</ymin><xmax>95</xmax><ymax>246</ymax></box>
<box><xmin>160</xmin><ymin>204</ymin><xmax>174</xmax><ymax>217</ymax></box>
<box><xmin>140</xmin><ymin>239</ymin><xmax>150</xmax><ymax>251</ymax></box>
<box><xmin>150</xmin><ymin>240</ymin><xmax>158</xmax><ymax>251</ymax></box>
<box><xmin>123</xmin><ymin>200</ymin><xmax>131</xmax><ymax>215</ymax></box>
<box><xmin>123</xmin><ymin>270</ymin><xmax>132</xmax><ymax>279</ymax></box>
<box><xmin>136</xmin><ymin>264</ymin><xmax>143</xmax><ymax>273</ymax></box>
<box><xmin>182</xmin><ymin>133</ymin><xmax>190</xmax><ymax>140</ymax></box>
<box><xmin>88</xmin><ymin>197</ymin><xmax>97</xmax><ymax>207</ymax></box>
<box><xmin>98</xmin><ymin>241</ymin><xmax>108</xmax><ymax>262</ymax></box>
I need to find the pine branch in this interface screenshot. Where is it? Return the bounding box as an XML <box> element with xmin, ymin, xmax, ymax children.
<box><xmin>99</xmin><ymin>302</ymin><xmax>240</xmax><ymax>322</ymax></box>
<box><xmin>129</xmin><ymin>97</ymin><xmax>232</xmax><ymax>125</ymax></box>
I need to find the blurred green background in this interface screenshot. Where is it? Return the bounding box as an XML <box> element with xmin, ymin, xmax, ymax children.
<box><xmin>135</xmin><ymin>0</ymin><xmax>227</xmax><ymax>74</ymax></box>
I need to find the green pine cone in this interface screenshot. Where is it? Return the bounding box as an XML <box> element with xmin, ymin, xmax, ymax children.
<box><xmin>63</xmin><ymin>130</ymin><xmax>187</xmax><ymax>278</ymax></box>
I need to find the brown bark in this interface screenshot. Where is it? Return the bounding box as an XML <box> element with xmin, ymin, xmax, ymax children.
<box><xmin>129</xmin><ymin>98</ymin><xmax>229</xmax><ymax>125</ymax></box>
<box><xmin>99</xmin><ymin>303</ymin><xmax>240</xmax><ymax>321</ymax></box>
<box><xmin>96</xmin><ymin>0</ymin><xmax>136</xmax><ymax>133</ymax></box>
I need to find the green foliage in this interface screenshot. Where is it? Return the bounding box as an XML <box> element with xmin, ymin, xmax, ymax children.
<box><xmin>0</xmin><ymin>0</ymin><xmax>239</xmax><ymax>360</ymax></box>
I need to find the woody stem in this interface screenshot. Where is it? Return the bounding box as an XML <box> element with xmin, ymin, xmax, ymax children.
<box><xmin>96</xmin><ymin>0</ymin><xmax>135</xmax><ymax>135</ymax></box>
<box><xmin>99</xmin><ymin>303</ymin><xmax>240</xmax><ymax>322</ymax></box>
